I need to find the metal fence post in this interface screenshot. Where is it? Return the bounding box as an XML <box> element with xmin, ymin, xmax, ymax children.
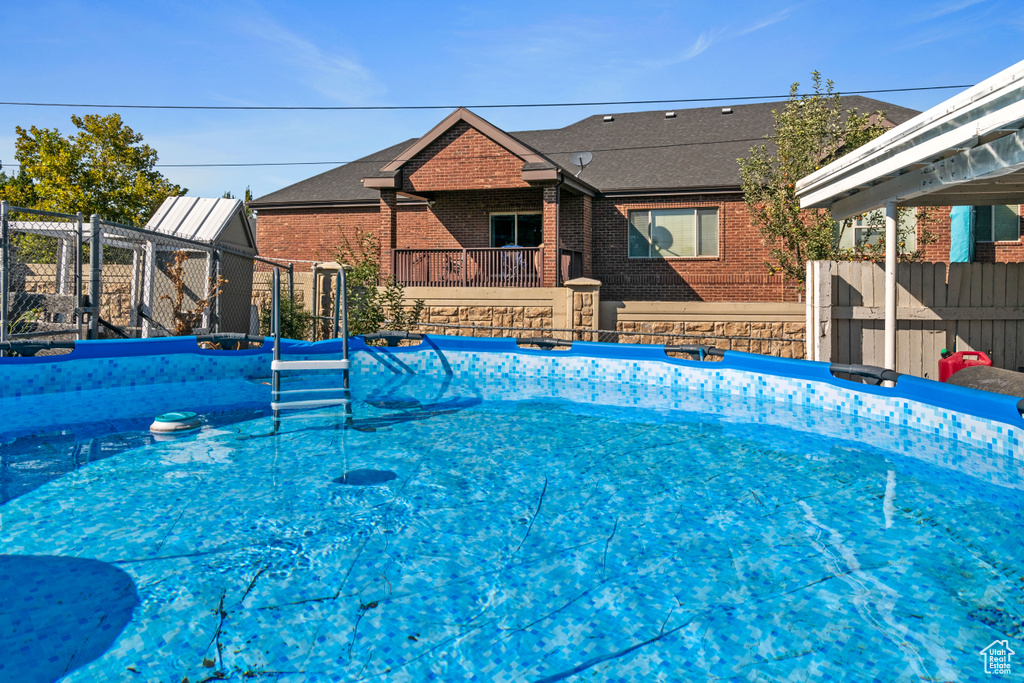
<box><xmin>89</xmin><ymin>215</ymin><xmax>101</xmax><ymax>340</ymax></box>
<box><xmin>75</xmin><ymin>213</ymin><xmax>83</xmax><ymax>333</ymax></box>
<box><xmin>213</xmin><ymin>250</ymin><xmax>221</xmax><ymax>333</ymax></box>
<box><xmin>288</xmin><ymin>263</ymin><xmax>294</xmax><ymax>302</ymax></box>
<box><xmin>1</xmin><ymin>200</ymin><xmax>8</xmax><ymax>353</ymax></box>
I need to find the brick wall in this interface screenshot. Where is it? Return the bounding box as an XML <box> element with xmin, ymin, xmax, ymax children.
<box><xmin>404</xmin><ymin>121</ymin><xmax>531</xmax><ymax>192</ymax></box>
<box><xmin>914</xmin><ymin>205</ymin><xmax>1024</xmax><ymax>263</ymax></box>
<box><xmin>394</xmin><ymin>189</ymin><xmax>544</xmax><ymax>250</ymax></box>
<box><xmin>256</xmin><ymin>206</ymin><xmax>379</xmax><ymax>264</ymax></box>
<box><xmin>591</xmin><ymin>193</ymin><xmax>799</xmax><ymax>302</ymax></box>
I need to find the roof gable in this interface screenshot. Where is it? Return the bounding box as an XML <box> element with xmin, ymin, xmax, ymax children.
<box><xmin>380</xmin><ymin>107</ymin><xmax>553</xmax><ymax>174</ymax></box>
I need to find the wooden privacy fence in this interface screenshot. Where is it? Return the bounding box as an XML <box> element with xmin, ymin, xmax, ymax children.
<box><xmin>809</xmin><ymin>261</ymin><xmax>1024</xmax><ymax>379</ymax></box>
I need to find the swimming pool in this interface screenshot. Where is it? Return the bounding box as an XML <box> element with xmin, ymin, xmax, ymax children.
<box><xmin>1</xmin><ymin>336</ymin><xmax>1022</xmax><ymax>681</ymax></box>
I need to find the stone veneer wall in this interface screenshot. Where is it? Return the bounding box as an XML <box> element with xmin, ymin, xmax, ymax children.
<box><xmin>417</xmin><ymin>305</ymin><xmax>553</xmax><ymax>336</ymax></box>
<box><xmin>614</xmin><ymin>321</ymin><xmax>805</xmax><ymax>358</ymax></box>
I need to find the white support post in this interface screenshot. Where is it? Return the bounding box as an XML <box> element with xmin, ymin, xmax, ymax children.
<box><xmin>141</xmin><ymin>240</ymin><xmax>156</xmax><ymax>338</ymax></box>
<box><xmin>57</xmin><ymin>237</ymin><xmax>73</xmax><ymax>296</ymax></box>
<box><xmin>129</xmin><ymin>247</ymin><xmax>141</xmax><ymax>330</ymax></box>
<box><xmin>202</xmin><ymin>249</ymin><xmax>214</xmax><ymax>331</ymax></box>
<box><xmin>813</xmin><ymin>261</ymin><xmax>833</xmax><ymax>363</ymax></box>
<box><xmin>884</xmin><ymin>201</ymin><xmax>898</xmax><ymax>372</ymax></box>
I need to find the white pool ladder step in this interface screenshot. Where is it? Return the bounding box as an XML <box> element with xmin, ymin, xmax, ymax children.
<box><xmin>271</xmin><ymin>359</ymin><xmax>350</xmax><ymax>371</ymax></box>
<box><xmin>270</xmin><ymin>397</ymin><xmax>351</xmax><ymax>411</ymax></box>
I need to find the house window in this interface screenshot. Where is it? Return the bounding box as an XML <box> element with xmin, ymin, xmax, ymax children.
<box><xmin>628</xmin><ymin>208</ymin><xmax>718</xmax><ymax>258</ymax></box>
<box><xmin>975</xmin><ymin>205</ymin><xmax>1020</xmax><ymax>242</ymax></box>
<box><xmin>836</xmin><ymin>209</ymin><xmax>917</xmax><ymax>251</ymax></box>
<box><xmin>490</xmin><ymin>213</ymin><xmax>543</xmax><ymax>247</ymax></box>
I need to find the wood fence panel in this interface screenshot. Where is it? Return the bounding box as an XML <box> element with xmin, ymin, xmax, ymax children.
<box><xmin>980</xmin><ymin>263</ymin><xmax>994</xmax><ymax>357</ymax></box>
<box><xmin>1007</xmin><ymin>265</ymin><xmax>1019</xmax><ymax>371</ymax></box>
<box><xmin>909</xmin><ymin>264</ymin><xmax>924</xmax><ymax>378</ymax></box>
<box><xmin>820</xmin><ymin>260</ymin><xmax>1024</xmax><ymax>377</ymax></box>
<box><xmin>836</xmin><ymin>262</ymin><xmax>853</xmax><ymax>367</ymax></box>
<box><xmin>992</xmin><ymin>263</ymin><xmax>1007</xmax><ymax>369</ymax></box>
<box><xmin>872</xmin><ymin>263</ymin><xmax>886</xmax><ymax>368</ymax></box>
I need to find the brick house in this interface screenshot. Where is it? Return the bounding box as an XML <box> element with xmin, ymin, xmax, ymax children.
<box><xmin>251</xmin><ymin>99</ymin><xmax>1024</xmax><ymax>350</ymax></box>
<box><xmin>251</xmin><ymin>98</ymin><xmax>926</xmax><ymax>305</ymax></box>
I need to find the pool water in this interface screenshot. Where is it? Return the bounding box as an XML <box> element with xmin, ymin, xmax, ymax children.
<box><xmin>2</xmin><ymin>373</ymin><xmax>1022</xmax><ymax>682</ymax></box>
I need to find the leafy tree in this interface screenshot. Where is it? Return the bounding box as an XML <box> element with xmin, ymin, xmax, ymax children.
<box><xmin>222</xmin><ymin>186</ymin><xmax>255</xmax><ymax>219</ymax></box>
<box><xmin>738</xmin><ymin>73</ymin><xmax>928</xmax><ymax>283</ymax></box>
<box><xmin>1</xmin><ymin>113</ymin><xmax>185</xmax><ymax>226</ymax></box>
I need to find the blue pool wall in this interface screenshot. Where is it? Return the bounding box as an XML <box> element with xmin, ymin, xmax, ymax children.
<box><xmin>2</xmin><ymin>335</ymin><xmax>1021</xmax><ymax>474</ymax></box>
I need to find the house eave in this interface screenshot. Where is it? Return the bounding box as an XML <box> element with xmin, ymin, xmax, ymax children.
<box><xmin>250</xmin><ymin>198</ymin><xmax>424</xmax><ymax>211</ymax></box>
<box><xmin>598</xmin><ymin>185</ymin><xmax>743</xmax><ymax>199</ymax></box>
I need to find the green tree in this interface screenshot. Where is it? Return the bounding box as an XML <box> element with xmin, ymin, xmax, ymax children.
<box><xmin>222</xmin><ymin>186</ymin><xmax>255</xmax><ymax>219</ymax></box>
<box><xmin>738</xmin><ymin>72</ymin><xmax>926</xmax><ymax>283</ymax></box>
<box><xmin>1</xmin><ymin>113</ymin><xmax>185</xmax><ymax>225</ymax></box>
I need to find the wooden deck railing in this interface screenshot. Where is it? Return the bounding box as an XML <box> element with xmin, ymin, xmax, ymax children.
<box><xmin>392</xmin><ymin>248</ymin><xmax>544</xmax><ymax>287</ymax></box>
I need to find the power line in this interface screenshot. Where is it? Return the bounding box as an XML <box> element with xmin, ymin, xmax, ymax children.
<box><xmin>2</xmin><ymin>137</ymin><xmax>771</xmax><ymax>169</ymax></box>
<box><xmin>0</xmin><ymin>84</ymin><xmax>971</xmax><ymax>112</ymax></box>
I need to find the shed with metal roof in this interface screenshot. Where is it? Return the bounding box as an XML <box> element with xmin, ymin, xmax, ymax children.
<box><xmin>142</xmin><ymin>197</ymin><xmax>257</xmax><ymax>336</ymax></box>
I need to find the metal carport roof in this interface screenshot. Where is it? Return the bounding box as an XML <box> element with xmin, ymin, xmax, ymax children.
<box><xmin>797</xmin><ymin>59</ymin><xmax>1024</xmax><ymax>218</ymax></box>
<box><xmin>795</xmin><ymin>59</ymin><xmax>1024</xmax><ymax>374</ymax></box>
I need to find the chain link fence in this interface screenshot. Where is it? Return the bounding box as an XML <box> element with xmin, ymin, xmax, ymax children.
<box><xmin>1</xmin><ymin>202</ymin><xmax>302</xmax><ymax>354</ymax></box>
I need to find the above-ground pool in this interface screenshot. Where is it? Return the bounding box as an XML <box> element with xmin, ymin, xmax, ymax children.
<box><xmin>1</xmin><ymin>336</ymin><xmax>1022</xmax><ymax>682</ymax></box>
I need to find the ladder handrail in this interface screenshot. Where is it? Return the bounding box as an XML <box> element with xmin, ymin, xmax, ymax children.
<box><xmin>271</xmin><ymin>265</ymin><xmax>351</xmax><ymax>429</ymax></box>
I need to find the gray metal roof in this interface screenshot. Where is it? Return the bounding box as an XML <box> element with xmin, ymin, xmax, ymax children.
<box><xmin>252</xmin><ymin>97</ymin><xmax>919</xmax><ymax>206</ymax></box>
<box><xmin>146</xmin><ymin>196</ymin><xmax>256</xmax><ymax>248</ymax></box>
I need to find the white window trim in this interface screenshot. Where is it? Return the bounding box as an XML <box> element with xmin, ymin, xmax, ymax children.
<box><xmin>627</xmin><ymin>208</ymin><xmax>720</xmax><ymax>259</ymax></box>
<box><xmin>489</xmin><ymin>212</ymin><xmax>543</xmax><ymax>247</ymax></box>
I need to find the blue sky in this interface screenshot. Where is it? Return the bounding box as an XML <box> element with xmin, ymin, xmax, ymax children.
<box><xmin>2</xmin><ymin>0</ymin><xmax>1022</xmax><ymax>203</ymax></box>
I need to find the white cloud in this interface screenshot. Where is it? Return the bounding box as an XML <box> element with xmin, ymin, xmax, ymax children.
<box><xmin>235</xmin><ymin>13</ymin><xmax>382</xmax><ymax>105</ymax></box>
<box><xmin>642</xmin><ymin>5</ymin><xmax>796</xmax><ymax>67</ymax></box>
<box><xmin>917</xmin><ymin>0</ymin><xmax>988</xmax><ymax>21</ymax></box>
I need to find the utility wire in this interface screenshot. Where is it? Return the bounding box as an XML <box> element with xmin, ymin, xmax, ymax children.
<box><xmin>0</xmin><ymin>84</ymin><xmax>971</xmax><ymax>112</ymax></box>
<box><xmin>2</xmin><ymin>137</ymin><xmax>771</xmax><ymax>169</ymax></box>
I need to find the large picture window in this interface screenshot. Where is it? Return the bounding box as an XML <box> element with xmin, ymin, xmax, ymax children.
<box><xmin>975</xmin><ymin>205</ymin><xmax>1020</xmax><ymax>243</ymax></box>
<box><xmin>490</xmin><ymin>213</ymin><xmax>543</xmax><ymax>247</ymax></box>
<box><xmin>628</xmin><ymin>208</ymin><xmax>718</xmax><ymax>258</ymax></box>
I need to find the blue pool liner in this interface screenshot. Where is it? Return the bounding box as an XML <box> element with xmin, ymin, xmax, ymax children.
<box><xmin>1</xmin><ymin>333</ymin><xmax>1022</xmax><ymax>430</ymax></box>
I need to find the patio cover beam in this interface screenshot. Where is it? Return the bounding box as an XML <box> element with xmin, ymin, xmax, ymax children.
<box><xmin>828</xmin><ymin>127</ymin><xmax>1024</xmax><ymax>219</ymax></box>
<box><xmin>794</xmin><ymin>58</ymin><xmax>1024</xmax><ymax>374</ymax></box>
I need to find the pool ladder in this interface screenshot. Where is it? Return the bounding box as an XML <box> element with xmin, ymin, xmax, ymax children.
<box><xmin>270</xmin><ymin>266</ymin><xmax>351</xmax><ymax>419</ymax></box>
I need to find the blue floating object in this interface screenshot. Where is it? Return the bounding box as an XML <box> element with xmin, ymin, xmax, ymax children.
<box><xmin>150</xmin><ymin>411</ymin><xmax>201</xmax><ymax>434</ymax></box>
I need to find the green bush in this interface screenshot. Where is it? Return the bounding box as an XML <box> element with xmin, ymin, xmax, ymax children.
<box><xmin>335</xmin><ymin>231</ymin><xmax>424</xmax><ymax>338</ymax></box>
<box><xmin>259</xmin><ymin>294</ymin><xmax>312</xmax><ymax>340</ymax></box>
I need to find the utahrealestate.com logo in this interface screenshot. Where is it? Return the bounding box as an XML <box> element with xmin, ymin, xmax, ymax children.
<box><xmin>980</xmin><ymin>640</ymin><xmax>1015</xmax><ymax>675</ymax></box>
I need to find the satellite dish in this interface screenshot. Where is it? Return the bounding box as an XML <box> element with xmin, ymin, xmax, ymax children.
<box><xmin>570</xmin><ymin>151</ymin><xmax>593</xmax><ymax>177</ymax></box>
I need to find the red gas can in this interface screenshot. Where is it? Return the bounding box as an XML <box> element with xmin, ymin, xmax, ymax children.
<box><xmin>938</xmin><ymin>350</ymin><xmax>992</xmax><ymax>382</ymax></box>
